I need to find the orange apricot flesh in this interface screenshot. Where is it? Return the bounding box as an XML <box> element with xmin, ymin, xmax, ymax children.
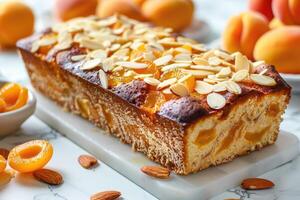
<box><xmin>0</xmin><ymin>155</ymin><xmax>6</xmax><ymax>173</ymax></box>
<box><xmin>8</xmin><ymin>140</ymin><xmax>53</xmax><ymax>173</ymax></box>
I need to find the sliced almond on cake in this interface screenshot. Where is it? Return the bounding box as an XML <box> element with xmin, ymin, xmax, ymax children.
<box><xmin>250</xmin><ymin>74</ymin><xmax>276</xmax><ymax>86</ymax></box>
<box><xmin>207</xmin><ymin>93</ymin><xmax>226</xmax><ymax>109</ymax></box>
<box><xmin>195</xmin><ymin>81</ymin><xmax>213</xmax><ymax>95</ymax></box>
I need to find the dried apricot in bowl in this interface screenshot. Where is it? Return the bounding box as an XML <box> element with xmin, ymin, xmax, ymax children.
<box><xmin>8</xmin><ymin>140</ymin><xmax>53</xmax><ymax>173</ymax></box>
<box><xmin>0</xmin><ymin>98</ymin><xmax>6</xmax><ymax>113</ymax></box>
<box><xmin>5</xmin><ymin>87</ymin><xmax>28</xmax><ymax>112</ymax></box>
<box><xmin>0</xmin><ymin>83</ymin><xmax>22</xmax><ymax>106</ymax></box>
<box><xmin>0</xmin><ymin>83</ymin><xmax>29</xmax><ymax>112</ymax></box>
<box><xmin>0</xmin><ymin>155</ymin><xmax>6</xmax><ymax>172</ymax></box>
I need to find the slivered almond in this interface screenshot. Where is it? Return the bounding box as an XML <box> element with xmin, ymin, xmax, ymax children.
<box><xmin>191</xmin><ymin>44</ymin><xmax>207</xmax><ymax>52</ymax></box>
<box><xmin>157</xmin><ymin>78</ymin><xmax>177</xmax><ymax>90</ymax></box>
<box><xmin>213</xmin><ymin>82</ymin><xmax>227</xmax><ymax>92</ymax></box>
<box><xmin>225</xmin><ymin>81</ymin><xmax>242</xmax><ymax>94</ymax></box>
<box><xmin>177</xmin><ymin>36</ymin><xmax>197</xmax><ymax>44</ymax></box>
<box><xmin>71</xmin><ymin>54</ymin><xmax>86</xmax><ymax>62</ymax></box>
<box><xmin>78</xmin><ymin>155</ymin><xmax>98</xmax><ymax>169</ymax></box>
<box><xmin>38</xmin><ymin>37</ymin><xmax>57</xmax><ymax>46</ymax></box>
<box><xmin>33</xmin><ymin>169</ymin><xmax>63</xmax><ymax>185</ymax></box>
<box><xmin>162</xmin><ymin>87</ymin><xmax>172</xmax><ymax>94</ymax></box>
<box><xmin>190</xmin><ymin>65</ymin><xmax>222</xmax><ymax>72</ymax></box>
<box><xmin>174</xmin><ymin>53</ymin><xmax>192</xmax><ymax>63</ymax></box>
<box><xmin>207</xmin><ymin>93</ymin><xmax>226</xmax><ymax>109</ymax></box>
<box><xmin>144</xmin><ymin>77</ymin><xmax>161</xmax><ymax>86</ymax></box>
<box><xmin>250</xmin><ymin>74</ymin><xmax>276</xmax><ymax>86</ymax></box>
<box><xmin>216</xmin><ymin>67</ymin><xmax>231</xmax><ymax>78</ymax></box>
<box><xmin>31</xmin><ymin>41</ymin><xmax>40</xmax><ymax>52</ymax></box>
<box><xmin>161</xmin><ymin>63</ymin><xmax>190</xmax><ymax>72</ymax></box>
<box><xmin>153</xmin><ymin>55</ymin><xmax>173</xmax><ymax>66</ymax></box>
<box><xmin>208</xmin><ymin>56</ymin><xmax>222</xmax><ymax>66</ymax></box>
<box><xmin>110</xmin><ymin>43</ymin><xmax>121</xmax><ymax>52</ymax></box>
<box><xmin>252</xmin><ymin>60</ymin><xmax>265</xmax><ymax>68</ymax></box>
<box><xmin>143</xmin><ymin>52</ymin><xmax>156</xmax><ymax>61</ymax></box>
<box><xmin>192</xmin><ymin>57</ymin><xmax>209</xmax><ymax>65</ymax></box>
<box><xmin>0</xmin><ymin>148</ymin><xmax>9</xmax><ymax>159</ymax></box>
<box><xmin>134</xmin><ymin>74</ymin><xmax>153</xmax><ymax>79</ymax></box>
<box><xmin>241</xmin><ymin>178</ymin><xmax>274</xmax><ymax>190</ymax></box>
<box><xmin>195</xmin><ymin>81</ymin><xmax>213</xmax><ymax>94</ymax></box>
<box><xmin>214</xmin><ymin>50</ymin><xmax>233</xmax><ymax>61</ymax></box>
<box><xmin>141</xmin><ymin>166</ymin><xmax>170</xmax><ymax>179</ymax></box>
<box><xmin>234</xmin><ymin>52</ymin><xmax>250</xmax><ymax>72</ymax></box>
<box><xmin>170</xmin><ymin>83</ymin><xmax>189</xmax><ymax>96</ymax></box>
<box><xmin>90</xmin><ymin>49</ymin><xmax>107</xmax><ymax>60</ymax></box>
<box><xmin>259</xmin><ymin>68</ymin><xmax>268</xmax><ymax>75</ymax></box>
<box><xmin>113</xmin><ymin>48</ymin><xmax>130</xmax><ymax>57</ymax></box>
<box><xmin>90</xmin><ymin>191</ymin><xmax>121</xmax><ymax>200</ymax></box>
<box><xmin>81</xmin><ymin>58</ymin><xmax>102</xmax><ymax>70</ymax></box>
<box><xmin>116</xmin><ymin>61</ymin><xmax>148</xmax><ymax>69</ymax></box>
<box><xmin>99</xmin><ymin>70</ymin><xmax>108</xmax><ymax>89</ymax></box>
<box><xmin>181</xmin><ymin>69</ymin><xmax>214</xmax><ymax>79</ymax></box>
<box><xmin>232</xmin><ymin>70</ymin><xmax>249</xmax><ymax>82</ymax></box>
<box><xmin>80</xmin><ymin>39</ymin><xmax>104</xmax><ymax>50</ymax></box>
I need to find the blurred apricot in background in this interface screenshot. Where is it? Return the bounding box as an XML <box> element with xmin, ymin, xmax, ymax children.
<box><xmin>96</xmin><ymin>0</ymin><xmax>145</xmax><ymax>21</ymax></box>
<box><xmin>141</xmin><ymin>0</ymin><xmax>194</xmax><ymax>31</ymax></box>
<box><xmin>272</xmin><ymin>0</ymin><xmax>300</xmax><ymax>25</ymax></box>
<box><xmin>249</xmin><ymin>0</ymin><xmax>274</xmax><ymax>21</ymax></box>
<box><xmin>254</xmin><ymin>26</ymin><xmax>300</xmax><ymax>74</ymax></box>
<box><xmin>55</xmin><ymin>0</ymin><xmax>98</xmax><ymax>21</ymax></box>
<box><xmin>0</xmin><ymin>1</ymin><xmax>34</xmax><ymax>48</ymax></box>
<box><xmin>222</xmin><ymin>11</ymin><xmax>269</xmax><ymax>60</ymax></box>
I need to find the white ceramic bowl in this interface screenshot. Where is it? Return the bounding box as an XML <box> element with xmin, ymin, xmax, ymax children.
<box><xmin>0</xmin><ymin>81</ymin><xmax>36</xmax><ymax>137</ymax></box>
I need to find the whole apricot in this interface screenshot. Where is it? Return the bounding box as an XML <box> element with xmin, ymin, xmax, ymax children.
<box><xmin>254</xmin><ymin>26</ymin><xmax>300</xmax><ymax>74</ymax></box>
<box><xmin>55</xmin><ymin>0</ymin><xmax>98</xmax><ymax>21</ymax></box>
<box><xmin>222</xmin><ymin>11</ymin><xmax>269</xmax><ymax>60</ymax></box>
<box><xmin>249</xmin><ymin>0</ymin><xmax>274</xmax><ymax>21</ymax></box>
<box><xmin>0</xmin><ymin>1</ymin><xmax>34</xmax><ymax>47</ymax></box>
<box><xmin>96</xmin><ymin>0</ymin><xmax>145</xmax><ymax>21</ymax></box>
<box><xmin>272</xmin><ymin>0</ymin><xmax>300</xmax><ymax>25</ymax></box>
<box><xmin>141</xmin><ymin>0</ymin><xmax>194</xmax><ymax>31</ymax></box>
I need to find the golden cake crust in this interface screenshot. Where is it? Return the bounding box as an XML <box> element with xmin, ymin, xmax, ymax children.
<box><xmin>17</xmin><ymin>15</ymin><xmax>291</xmax><ymax>175</ymax></box>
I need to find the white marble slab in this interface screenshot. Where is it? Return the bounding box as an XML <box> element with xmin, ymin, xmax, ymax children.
<box><xmin>0</xmin><ymin>117</ymin><xmax>156</xmax><ymax>200</ymax></box>
<box><xmin>33</xmin><ymin>90</ymin><xmax>300</xmax><ymax>200</ymax></box>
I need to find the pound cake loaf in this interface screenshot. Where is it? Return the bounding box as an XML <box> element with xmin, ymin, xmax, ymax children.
<box><xmin>17</xmin><ymin>15</ymin><xmax>291</xmax><ymax>175</ymax></box>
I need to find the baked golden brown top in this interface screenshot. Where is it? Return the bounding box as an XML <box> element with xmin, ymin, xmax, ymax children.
<box><xmin>17</xmin><ymin>15</ymin><xmax>290</xmax><ymax>125</ymax></box>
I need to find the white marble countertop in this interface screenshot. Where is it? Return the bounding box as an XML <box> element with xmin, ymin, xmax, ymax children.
<box><xmin>1</xmin><ymin>0</ymin><xmax>300</xmax><ymax>199</ymax></box>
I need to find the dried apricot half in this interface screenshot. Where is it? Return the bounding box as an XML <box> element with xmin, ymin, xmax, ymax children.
<box><xmin>8</xmin><ymin>140</ymin><xmax>53</xmax><ymax>173</ymax></box>
<box><xmin>0</xmin><ymin>98</ymin><xmax>6</xmax><ymax>113</ymax></box>
<box><xmin>0</xmin><ymin>83</ymin><xmax>22</xmax><ymax>106</ymax></box>
<box><xmin>5</xmin><ymin>87</ymin><xmax>28</xmax><ymax>112</ymax></box>
<box><xmin>0</xmin><ymin>155</ymin><xmax>6</xmax><ymax>173</ymax></box>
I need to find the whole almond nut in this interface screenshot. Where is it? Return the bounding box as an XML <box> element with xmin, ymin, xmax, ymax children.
<box><xmin>141</xmin><ymin>166</ymin><xmax>170</xmax><ymax>179</ymax></box>
<box><xmin>0</xmin><ymin>148</ymin><xmax>10</xmax><ymax>160</ymax></box>
<box><xmin>241</xmin><ymin>178</ymin><xmax>274</xmax><ymax>190</ymax></box>
<box><xmin>78</xmin><ymin>155</ymin><xmax>98</xmax><ymax>169</ymax></box>
<box><xmin>33</xmin><ymin>169</ymin><xmax>63</xmax><ymax>185</ymax></box>
<box><xmin>90</xmin><ymin>190</ymin><xmax>121</xmax><ymax>200</ymax></box>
